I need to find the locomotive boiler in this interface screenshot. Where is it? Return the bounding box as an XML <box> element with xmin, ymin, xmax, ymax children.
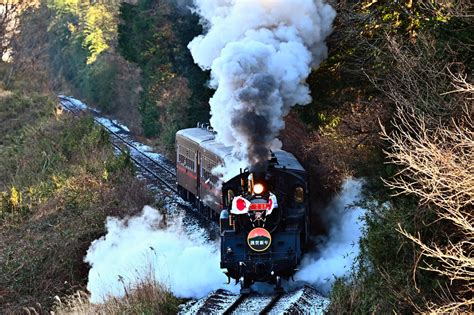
<box><xmin>176</xmin><ymin>124</ymin><xmax>310</xmax><ymax>292</ymax></box>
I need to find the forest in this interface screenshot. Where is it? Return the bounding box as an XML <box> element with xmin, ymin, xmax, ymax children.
<box><xmin>0</xmin><ymin>0</ymin><xmax>472</xmax><ymax>313</ymax></box>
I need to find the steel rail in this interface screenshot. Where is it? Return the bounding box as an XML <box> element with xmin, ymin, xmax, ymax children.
<box><xmin>59</xmin><ymin>98</ymin><xmax>177</xmax><ymax>193</ymax></box>
<box><xmin>102</xmin><ymin>125</ymin><xmax>176</xmax><ymax>177</ymax></box>
<box><xmin>220</xmin><ymin>291</ymin><xmax>282</xmax><ymax>315</ymax></box>
<box><xmin>259</xmin><ymin>292</ymin><xmax>283</xmax><ymax>314</ymax></box>
<box><xmin>59</xmin><ymin>96</ymin><xmax>175</xmax><ymax>177</ymax></box>
<box><xmin>222</xmin><ymin>293</ymin><xmax>250</xmax><ymax>315</ymax></box>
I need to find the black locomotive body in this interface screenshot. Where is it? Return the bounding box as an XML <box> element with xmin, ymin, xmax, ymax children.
<box><xmin>176</xmin><ymin>125</ymin><xmax>310</xmax><ymax>291</ymax></box>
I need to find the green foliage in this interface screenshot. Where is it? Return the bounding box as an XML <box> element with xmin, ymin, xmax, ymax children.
<box><xmin>78</xmin><ymin>56</ymin><xmax>119</xmax><ymax>111</ymax></box>
<box><xmin>324</xmin><ymin>2</ymin><xmax>472</xmax><ymax>312</ymax></box>
<box><xmin>329</xmin><ymin>193</ymin><xmax>445</xmax><ymax>313</ymax></box>
<box><xmin>359</xmin><ymin>0</ymin><xmax>458</xmax><ymax>37</ymax></box>
<box><xmin>83</xmin><ymin>4</ymin><xmax>117</xmax><ymax>64</ymax></box>
<box><xmin>47</xmin><ymin>0</ymin><xmax>118</xmax><ymax>65</ymax></box>
<box><xmin>44</xmin><ymin>1</ymin><xmax>121</xmax><ymax>112</ymax></box>
<box><xmin>315</xmin><ymin>113</ymin><xmax>342</xmax><ymax>129</ymax></box>
<box><xmin>47</xmin><ymin>0</ymin><xmax>81</xmax><ymax>15</ymax></box>
<box><xmin>300</xmin><ymin>0</ymin><xmax>472</xmax><ymax>127</ymax></box>
<box><xmin>106</xmin><ymin>150</ymin><xmax>134</xmax><ymax>175</ymax></box>
<box><xmin>140</xmin><ymin>99</ymin><xmax>160</xmax><ymax>137</ymax></box>
<box><xmin>118</xmin><ymin>0</ymin><xmax>210</xmax><ymax>146</ymax></box>
<box><xmin>0</xmin><ymin>90</ymin><xmax>153</xmax><ymax>311</ymax></box>
<box><xmin>0</xmin><ymin>92</ymin><xmax>115</xmax><ymax>223</ymax></box>
<box><xmin>21</xmin><ymin>0</ymin><xmax>210</xmax><ymax>147</ymax></box>
<box><xmin>0</xmin><ymin>187</ymin><xmax>30</xmax><ymax>222</ymax></box>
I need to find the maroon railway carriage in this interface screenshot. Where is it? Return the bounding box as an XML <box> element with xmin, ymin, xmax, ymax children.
<box><xmin>176</xmin><ymin>125</ymin><xmax>232</xmax><ymax>219</ymax></box>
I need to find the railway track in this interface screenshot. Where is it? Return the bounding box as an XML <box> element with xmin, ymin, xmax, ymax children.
<box><xmin>222</xmin><ymin>292</ymin><xmax>282</xmax><ymax>314</ymax></box>
<box><xmin>59</xmin><ymin>96</ymin><xmax>329</xmax><ymax>314</ymax></box>
<box><xmin>58</xmin><ymin>96</ymin><xmax>220</xmax><ymax>239</ymax></box>
<box><xmin>59</xmin><ymin>96</ymin><xmax>177</xmax><ymax>194</ymax></box>
<box><xmin>180</xmin><ymin>285</ymin><xmax>328</xmax><ymax>314</ymax></box>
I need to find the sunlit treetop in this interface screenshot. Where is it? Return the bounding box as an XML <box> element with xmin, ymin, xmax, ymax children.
<box><xmin>47</xmin><ymin>0</ymin><xmax>119</xmax><ymax>64</ymax></box>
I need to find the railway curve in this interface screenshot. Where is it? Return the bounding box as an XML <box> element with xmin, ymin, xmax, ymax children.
<box><xmin>58</xmin><ymin>96</ymin><xmax>329</xmax><ymax>314</ymax></box>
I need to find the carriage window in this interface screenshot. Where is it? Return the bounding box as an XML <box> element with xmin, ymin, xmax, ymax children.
<box><xmin>178</xmin><ymin>144</ymin><xmax>196</xmax><ymax>172</ymax></box>
<box><xmin>201</xmin><ymin>156</ymin><xmax>218</xmax><ymax>185</ymax></box>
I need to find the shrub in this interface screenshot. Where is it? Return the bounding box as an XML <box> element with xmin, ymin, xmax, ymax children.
<box><xmin>53</xmin><ymin>276</ymin><xmax>180</xmax><ymax>315</ymax></box>
<box><xmin>0</xmin><ymin>92</ymin><xmax>154</xmax><ymax>312</ymax></box>
<box><xmin>328</xmin><ymin>1</ymin><xmax>472</xmax><ymax>312</ymax></box>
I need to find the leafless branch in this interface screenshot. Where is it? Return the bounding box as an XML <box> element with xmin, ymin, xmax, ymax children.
<box><xmin>382</xmin><ymin>68</ymin><xmax>474</xmax><ymax>312</ymax></box>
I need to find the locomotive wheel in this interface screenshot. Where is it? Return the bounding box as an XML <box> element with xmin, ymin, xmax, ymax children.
<box><xmin>239</xmin><ymin>277</ymin><xmax>252</xmax><ymax>294</ymax></box>
<box><xmin>177</xmin><ymin>185</ymin><xmax>187</xmax><ymax>201</ymax></box>
<box><xmin>200</xmin><ymin>202</ymin><xmax>206</xmax><ymax>217</ymax></box>
<box><xmin>198</xmin><ymin>201</ymin><xmax>204</xmax><ymax>215</ymax></box>
<box><xmin>275</xmin><ymin>276</ymin><xmax>283</xmax><ymax>293</ymax></box>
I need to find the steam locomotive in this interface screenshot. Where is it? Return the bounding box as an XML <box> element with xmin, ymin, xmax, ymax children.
<box><xmin>176</xmin><ymin>124</ymin><xmax>310</xmax><ymax>292</ymax></box>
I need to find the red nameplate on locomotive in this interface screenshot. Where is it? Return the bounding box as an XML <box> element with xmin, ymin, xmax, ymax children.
<box><xmin>249</xmin><ymin>203</ymin><xmax>271</xmax><ymax>211</ymax></box>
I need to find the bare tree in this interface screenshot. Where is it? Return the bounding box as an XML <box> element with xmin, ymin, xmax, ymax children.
<box><xmin>0</xmin><ymin>0</ymin><xmax>37</xmax><ymax>62</ymax></box>
<box><xmin>381</xmin><ymin>71</ymin><xmax>473</xmax><ymax>313</ymax></box>
<box><xmin>1</xmin><ymin>0</ymin><xmax>21</xmax><ymax>60</ymax></box>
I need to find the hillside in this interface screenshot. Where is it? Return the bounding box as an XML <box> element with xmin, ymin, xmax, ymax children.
<box><xmin>1</xmin><ymin>0</ymin><xmax>473</xmax><ymax>313</ymax></box>
<box><xmin>0</xmin><ymin>88</ymin><xmax>164</xmax><ymax>311</ymax></box>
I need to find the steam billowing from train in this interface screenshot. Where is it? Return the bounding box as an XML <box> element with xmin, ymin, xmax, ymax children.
<box><xmin>189</xmin><ymin>0</ymin><xmax>336</xmax><ymax>170</ymax></box>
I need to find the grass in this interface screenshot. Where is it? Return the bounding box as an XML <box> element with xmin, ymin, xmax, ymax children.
<box><xmin>53</xmin><ymin>277</ymin><xmax>180</xmax><ymax>315</ymax></box>
<box><xmin>0</xmin><ymin>90</ymin><xmax>156</xmax><ymax>312</ymax></box>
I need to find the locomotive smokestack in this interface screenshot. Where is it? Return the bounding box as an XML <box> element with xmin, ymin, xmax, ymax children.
<box><xmin>232</xmin><ymin>74</ymin><xmax>276</xmax><ymax>171</ymax></box>
<box><xmin>188</xmin><ymin>0</ymin><xmax>336</xmax><ymax>172</ymax></box>
<box><xmin>250</xmin><ymin>162</ymin><xmax>269</xmax><ymax>175</ymax></box>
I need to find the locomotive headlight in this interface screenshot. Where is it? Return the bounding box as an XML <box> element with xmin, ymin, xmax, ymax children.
<box><xmin>294</xmin><ymin>186</ymin><xmax>304</xmax><ymax>203</ymax></box>
<box><xmin>253</xmin><ymin>183</ymin><xmax>265</xmax><ymax>195</ymax></box>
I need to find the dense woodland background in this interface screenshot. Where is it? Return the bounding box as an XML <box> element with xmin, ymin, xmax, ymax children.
<box><xmin>0</xmin><ymin>0</ymin><xmax>472</xmax><ymax>313</ymax></box>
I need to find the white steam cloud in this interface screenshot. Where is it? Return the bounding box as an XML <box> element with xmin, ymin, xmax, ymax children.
<box><xmin>85</xmin><ymin>206</ymin><xmax>237</xmax><ymax>304</ymax></box>
<box><xmin>84</xmin><ymin>179</ymin><xmax>367</xmax><ymax>303</ymax></box>
<box><xmin>189</xmin><ymin>0</ymin><xmax>336</xmax><ymax>170</ymax></box>
<box><xmin>295</xmin><ymin>178</ymin><xmax>366</xmax><ymax>294</ymax></box>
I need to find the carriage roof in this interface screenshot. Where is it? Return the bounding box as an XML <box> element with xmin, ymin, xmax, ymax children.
<box><xmin>176</xmin><ymin>128</ymin><xmax>304</xmax><ymax>172</ymax></box>
<box><xmin>176</xmin><ymin>128</ymin><xmax>215</xmax><ymax>144</ymax></box>
<box><xmin>201</xmin><ymin>140</ymin><xmax>233</xmax><ymax>160</ymax></box>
